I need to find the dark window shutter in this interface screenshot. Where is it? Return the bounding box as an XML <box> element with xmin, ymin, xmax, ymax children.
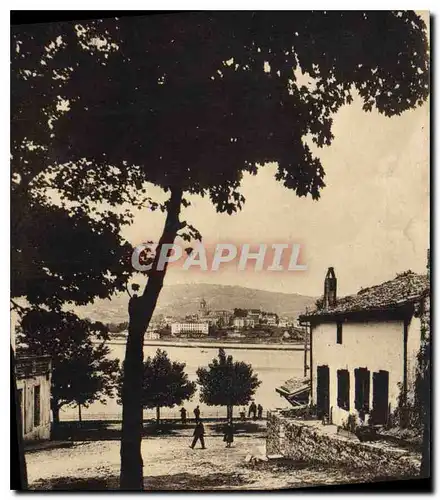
<box><xmin>336</xmin><ymin>323</ymin><xmax>343</xmax><ymax>344</ymax></box>
<box><xmin>337</xmin><ymin>369</ymin><xmax>350</xmax><ymax>410</ymax></box>
<box><xmin>355</xmin><ymin>368</ymin><xmax>370</xmax><ymax>412</ymax></box>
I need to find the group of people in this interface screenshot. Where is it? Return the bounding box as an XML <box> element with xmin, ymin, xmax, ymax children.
<box><xmin>179</xmin><ymin>405</ymin><xmax>201</xmax><ymax>424</ymax></box>
<box><xmin>240</xmin><ymin>402</ymin><xmax>263</xmax><ymax>421</ymax></box>
<box><xmin>179</xmin><ymin>403</ymin><xmax>264</xmax><ymax>425</ymax></box>
<box><xmin>178</xmin><ymin>404</ymin><xmax>250</xmax><ymax>450</ymax></box>
<box><xmin>189</xmin><ymin>419</ymin><xmax>234</xmax><ymax>450</ymax></box>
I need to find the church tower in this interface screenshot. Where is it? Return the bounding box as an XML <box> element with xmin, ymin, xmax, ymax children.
<box><xmin>200</xmin><ymin>298</ymin><xmax>207</xmax><ymax>315</ymax></box>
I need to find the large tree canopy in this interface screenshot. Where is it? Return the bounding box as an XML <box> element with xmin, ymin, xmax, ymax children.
<box><xmin>118</xmin><ymin>349</ymin><xmax>196</xmax><ymax>424</ymax></box>
<box><xmin>11</xmin><ymin>20</ymin><xmax>143</xmax><ymax>308</ymax></box>
<box><xmin>197</xmin><ymin>348</ymin><xmax>261</xmax><ymax>420</ymax></box>
<box><xmin>53</xmin><ymin>12</ymin><xmax>429</xmax><ymax>206</ymax></box>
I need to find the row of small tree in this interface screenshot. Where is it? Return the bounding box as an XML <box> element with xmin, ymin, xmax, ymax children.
<box><xmin>121</xmin><ymin>347</ymin><xmax>261</xmax><ymax>424</ymax></box>
<box><xmin>18</xmin><ymin>310</ymin><xmax>261</xmax><ymax>424</ymax></box>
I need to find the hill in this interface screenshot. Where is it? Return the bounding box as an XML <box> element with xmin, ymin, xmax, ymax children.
<box><xmin>72</xmin><ymin>283</ymin><xmax>316</xmax><ymax>325</ymax></box>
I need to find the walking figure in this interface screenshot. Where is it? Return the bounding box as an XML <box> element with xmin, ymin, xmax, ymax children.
<box><xmin>223</xmin><ymin>420</ymin><xmax>234</xmax><ymax>448</ymax></box>
<box><xmin>257</xmin><ymin>404</ymin><xmax>263</xmax><ymax>420</ymax></box>
<box><xmin>190</xmin><ymin>420</ymin><xmax>206</xmax><ymax>449</ymax></box>
<box><xmin>248</xmin><ymin>401</ymin><xmax>257</xmax><ymax>420</ymax></box>
<box><xmin>180</xmin><ymin>407</ymin><xmax>187</xmax><ymax>424</ymax></box>
<box><xmin>194</xmin><ymin>405</ymin><xmax>201</xmax><ymax>423</ymax></box>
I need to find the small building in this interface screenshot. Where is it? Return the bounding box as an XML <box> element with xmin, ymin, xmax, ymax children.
<box><xmin>299</xmin><ymin>267</ymin><xmax>429</xmax><ymax>428</ymax></box>
<box><xmin>171</xmin><ymin>322</ymin><xmax>209</xmax><ymax>336</ymax></box>
<box><xmin>233</xmin><ymin>316</ymin><xmax>255</xmax><ymax>329</ymax></box>
<box><xmin>233</xmin><ymin>317</ymin><xmax>245</xmax><ymax>329</ymax></box>
<box><xmin>145</xmin><ymin>331</ymin><xmax>160</xmax><ymax>340</ymax></box>
<box><xmin>276</xmin><ymin>377</ymin><xmax>310</xmax><ymax>407</ymax></box>
<box><xmin>265</xmin><ymin>313</ymin><xmax>278</xmax><ymax>326</ymax></box>
<box><xmin>15</xmin><ymin>353</ymin><xmax>52</xmax><ymax>442</ymax></box>
<box><xmin>278</xmin><ymin>318</ymin><xmax>290</xmax><ymax>328</ymax></box>
<box><xmin>247</xmin><ymin>309</ymin><xmax>261</xmax><ymax>321</ymax></box>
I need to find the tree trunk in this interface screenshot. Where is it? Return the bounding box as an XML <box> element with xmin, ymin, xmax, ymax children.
<box><xmin>227</xmin><ymin>405</ymin><xmax>233</xmax><ymax>421</ymax></box>
<box><xmin>120</xmin><ymin>187</ymin><xmax>183</xmax><ymax>491</ymax></box>
<box><xmin>78</xmin><ymin>403</ymin><xmax>82</xmax><ymax>423</ymax></box>
<box><xmin>156</xmin><ymin>407</ymin><xmax>160</xmax><ymax>426</ymax></box>
<box><xmin>51</xmin><ymin>402</ymin><xmax>60</xmax><ymax>427</ymax></box>
<box><xmin>11</xmin><ymin>345</ymin><xmax>28</xmax><ymax>490</ymax></box>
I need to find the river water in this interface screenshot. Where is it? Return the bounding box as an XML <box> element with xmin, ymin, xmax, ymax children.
<box><xmin>60</xmin><ymin>342</ymin><xmax>306</xmax><ymax>421</ymax></box>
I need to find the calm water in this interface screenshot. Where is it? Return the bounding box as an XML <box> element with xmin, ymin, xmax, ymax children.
<box><xmin>60</xmin><ymin>342</ymin><xmax>305</xmax><ymax>421</ymax></box>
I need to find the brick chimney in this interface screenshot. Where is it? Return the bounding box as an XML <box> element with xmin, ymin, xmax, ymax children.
<box><xmin>324</xmin><ymin>267</ymin><xmax>337</xmax><ymax>309</ymax></box>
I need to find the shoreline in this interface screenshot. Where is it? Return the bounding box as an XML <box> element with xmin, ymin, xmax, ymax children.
<box><xmin>103</xmin><ymin>338</ymin><xmax>307</xmax><ymax>351</ymax></box>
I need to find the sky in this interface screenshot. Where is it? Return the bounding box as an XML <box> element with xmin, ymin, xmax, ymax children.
<box><xmin>122</xmin><ymin>89</ymin><xmax>430</xmax><ymax>298</ymax></box>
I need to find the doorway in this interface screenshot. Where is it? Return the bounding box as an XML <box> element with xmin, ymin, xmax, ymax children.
<box><xmin>317</xmin><ymin>365</ymin><xmax>330</xmax><ymax>419</ymax></box>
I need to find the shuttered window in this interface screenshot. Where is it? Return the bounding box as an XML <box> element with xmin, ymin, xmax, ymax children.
<box><xmin>34</xmin><ymin>385</ymin><xmax>41</xmax><ymax>427</ymax></box>
<box><xmin>354</xmin><ymin>368</ymin><xmax>370</xmax><ymax>413</ymax></box>
<box><xmin>337</xmin><ymin>369</ymin><xmax>350</xmax><ymax>410</ymax></box>
<box><xmin>336</xmin><ymin>322</ymin><xmax>343</xmax><ymax>344</ymax></box>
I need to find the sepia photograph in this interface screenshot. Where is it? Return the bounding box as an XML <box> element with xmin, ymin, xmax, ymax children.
<box><xmin>10</xmin><ymin>10</ymin><xmax>430</xmax><ymax>492</ymax></box>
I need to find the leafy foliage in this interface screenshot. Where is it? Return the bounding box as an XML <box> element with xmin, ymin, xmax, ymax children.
<box><xmin>51</xmin><ymin>12</ymin><xmax>429</xmax><ymax>207</ymax></box>
<box><xmin>17</xmin><ymin>309</ymin><xmax>120</xmax><ymax>420</ymax></box>
<box><xmin>196</xmin><ymin>348</ymin><xmax>261</xmax><ymax>411</ymax></box>
<box><xmin>118</xmin><ymin>349</ymin><xmax>196</xmax><ymax>418</ymax></box>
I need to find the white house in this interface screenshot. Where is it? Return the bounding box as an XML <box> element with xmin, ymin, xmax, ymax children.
<box><xmin>299</xmin><ymin>267</ymin><xmax>430</xmax><ymax>428</ymax></box>
<box><xmin>15</xmin><ymin>352</ymin><xmax>52</xmax><ymax>442</ymax></box>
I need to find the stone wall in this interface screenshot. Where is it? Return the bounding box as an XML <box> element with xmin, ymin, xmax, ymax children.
<box><xmin>267</xmin><ymin>411</ymin><xmax>421</xmax><ymax>477</ymax></box>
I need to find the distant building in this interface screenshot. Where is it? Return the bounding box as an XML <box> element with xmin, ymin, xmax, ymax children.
<box><xmin>233</xmin><ymin>317</ymin><xmax>246</xmax><ymax>329</ymax></box>
<box><xmin>199</xmin><ymin>298</ymin><xmax>208</xmax><ymax>315</ymax></box>
<box><xmin>265</xmin><ymin>313</ymin><xmax>278</xmax><ymax>326</ymax></box>
<box><xmin>171</xmin><ymin>322</ymin><xmax>209</xmax><ymax>336</ymax></box>
<box><xmin>278</xmin><ymin>318</ymin><xmax>290</xmax><ymax>328</ymax></box>
<box><xmin>299</xmin><ymin>267</ymin><xmax>430</xmax><ymax>427</ymax></box>
<box><xmin>145</xmin><ymin>331</ymin><xmax>160</xmax><ymax>340</ymax></box>
<box><xmin>233</xmin><ymin>317</ymin><xmax>255</xmax><ymax>329</ymax></box>
<box><xmin>210</xmin><ymin>310</ymin><xmax>232</xmax><ymax>326</ymax></box>
<box><xmin>228</xmin><ymin>331</ymin><xmax>245</xmax><ymax>338</ymax></box>
<box><xmin>247</xmin><ymin>309</ymin><xmax>261</xmax><ymax>321</ymax></box>
<box><xmin>15</xmin><ymin>352</ymin><xmax>52</xmax><ymax>442</ymax></box>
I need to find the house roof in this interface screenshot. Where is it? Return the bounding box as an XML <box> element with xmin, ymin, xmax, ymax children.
<box><xmin>299</xmin><ymin>271</ymin><xmax>429</xmax><ymax>320</ymax></box>
<box><xmin>276</xmin><ymin>377</ymin><xmax>310</xmax><ymax>397</ymax></box>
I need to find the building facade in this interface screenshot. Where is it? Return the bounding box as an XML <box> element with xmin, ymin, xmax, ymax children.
<box><xmin>16</xmin><ymin>354</ymin><xmax>52</xmax><ymax>442</ymax></box>
<box><xmin>171</xmin><ymin>322</ymin><xmax>209</xmax><ymax>336</ymax></box>
<box><xmin>299</xmin><ymin>268</ymin><xmax>429</xmax><ymax>428</ymax></box>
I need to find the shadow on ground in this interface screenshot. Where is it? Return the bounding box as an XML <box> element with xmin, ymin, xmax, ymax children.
<box><xmin>31</xmin><ymin>472</ymin><xmax>249</xmax><ymax>491</ymax></box>
<box><xmin>52</xmin><ymin>420</ymin><xmax>266</xmax><ymax>441</ymax></box>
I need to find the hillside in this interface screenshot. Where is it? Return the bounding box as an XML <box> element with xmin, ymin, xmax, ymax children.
<box><xmin>72</xmin><ymin>283</ymin><xmax>316</xmax><ymax>325</ymax></box>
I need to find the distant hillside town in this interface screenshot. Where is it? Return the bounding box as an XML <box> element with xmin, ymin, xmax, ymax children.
<box><xmin>106</xmin><ymin>298</ymin><xmax>307</xmax><ymax>343</ymax></box>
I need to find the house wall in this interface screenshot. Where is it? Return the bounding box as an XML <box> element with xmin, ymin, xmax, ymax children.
<box><xmin>311</xmin><ymin>319</ymin><xmax>405</xmax><ymax>427</ymax></box>
<box><xmin>16</xmin><ymin>373</ymin><xmax>51</xmax><ymax>442</ymax></box>
<box><xmin>406</xmin><ymin>314</ymin><xmax>422</xmax><ymax>404</ymax></box>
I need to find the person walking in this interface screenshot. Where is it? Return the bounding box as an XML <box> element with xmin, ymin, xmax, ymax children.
<box><xmin>190</xmin><ymin>420</ymin><xmax>206</xmax><ymax>449</ymax></box>
<box><xmin>180</xmin><ymin>407</ymin><xmax>187</xmax><ymax>424</ymax></box>
<box><xmin>194</xmin><ymin>405</ymin><xmax>201</xmax><ymax>423</ymax></box>
<box><xmin>223</xmin><ymin>420</ymin><xmax>234</xmax><ymax>448</ymax></box>
<box><xmin>248</xmin><ymin>402</ymin><xmax>255</xmax><ymax>419</ymax></box>
<box><xmin>257</xmin><ymin>404</ymin><xmax>263</xmax><ymax>420</ymax></box>
<box><xmin>249</xmin><ymin>401</ymin><xmax>257</xmax><ymax>420</ymax></box>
